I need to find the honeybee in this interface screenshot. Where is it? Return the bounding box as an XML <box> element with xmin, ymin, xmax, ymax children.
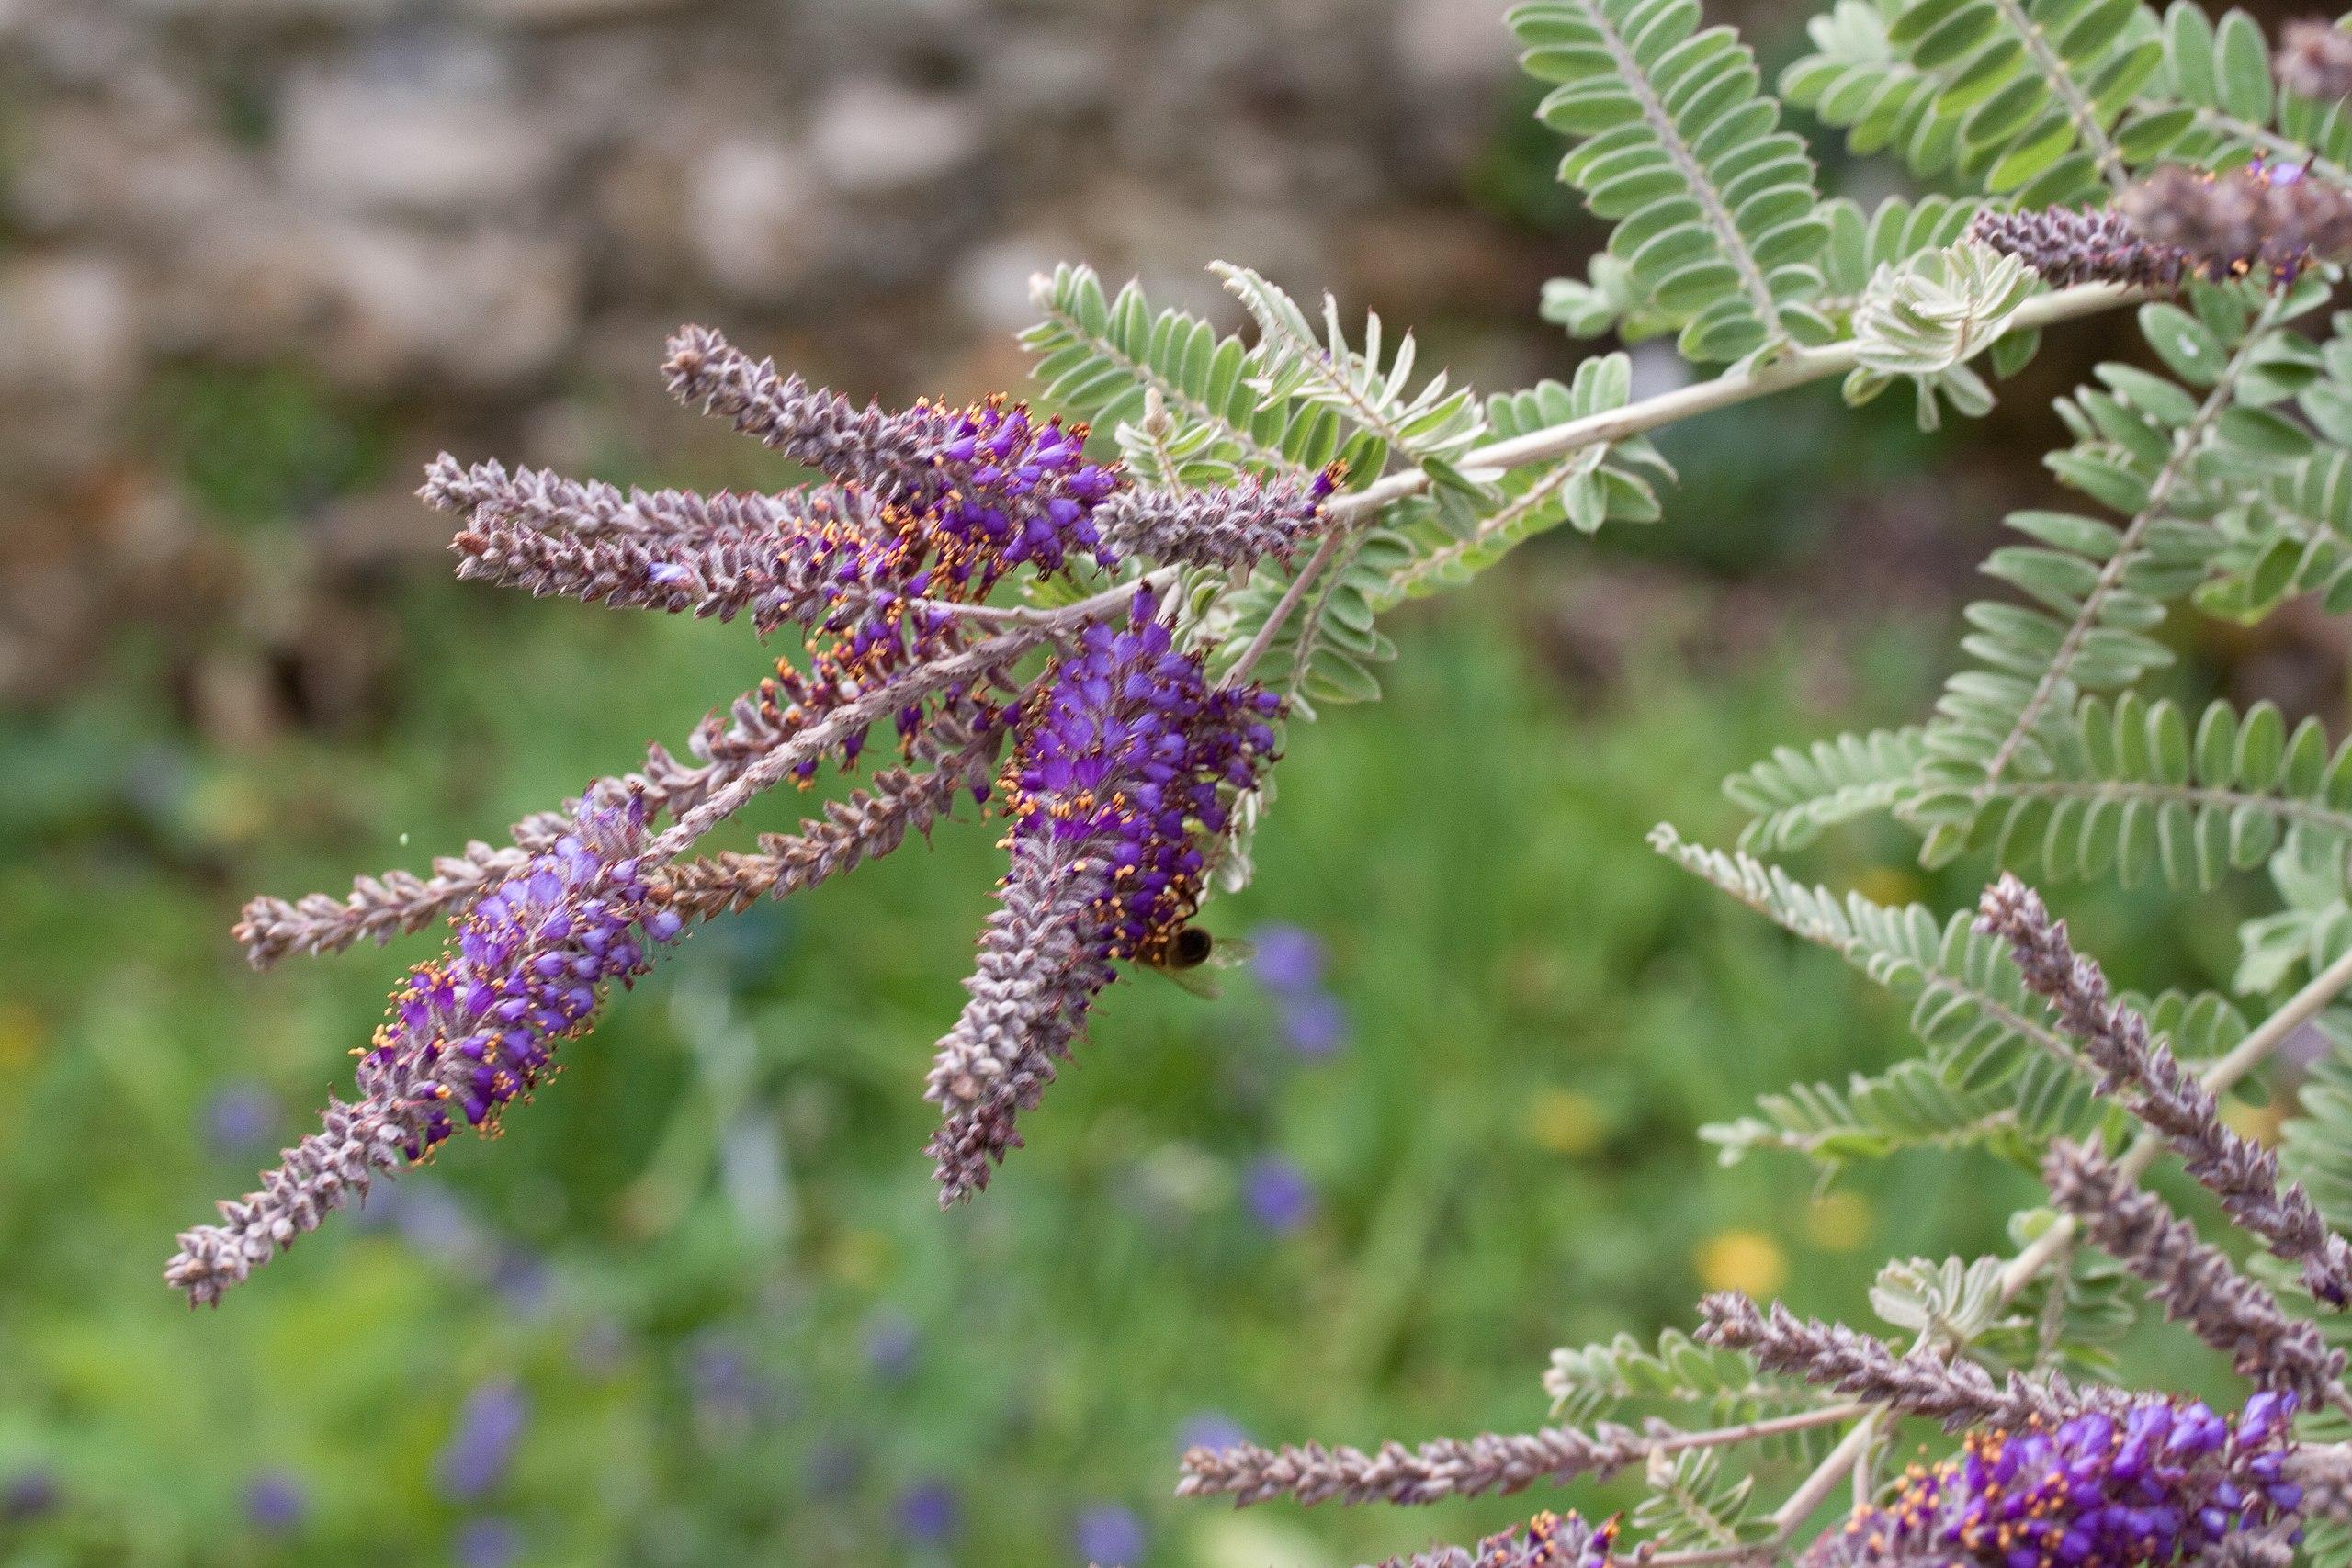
<box><xmin>1136</xmin><ymin>924</ymin><xmax>1254</xmax><ymax>1000</ymax></box>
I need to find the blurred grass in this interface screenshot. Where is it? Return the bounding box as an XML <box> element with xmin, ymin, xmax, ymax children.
<box><xmin>3</xmin><ymin>547</ymin><xmax>2110</xmax><ymax>1568</ymax></box>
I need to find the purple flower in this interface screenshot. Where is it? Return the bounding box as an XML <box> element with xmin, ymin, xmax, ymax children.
<box><xmin>1803</xmin><ymin>1392</ymin><xmax>2303</xmax><ymax>1566</ymax></box>
<box><xmin>452</xmin><ymin>1517</ymin><xmax>522</xmax><ymax>1568</ymax></box>
<box><xmin>804</xmin><ymin>1436</ymin><xmax>865</xmax><ymax>1499</ymax></box>
<box><xmin>862</xmin><ymin>1309</ymin><xmax>920</xmax><ymax>1384</ymax></box>
<box><xmin>1250</xmin><ymin>923</ymin><xmax>1326</xmax><ymax>995</ymax></box>
<box><xmin>1176</xmin><ymin>1412</ymin><xmax>1250</xmax><ymax>1457</ymax></box>
<box><xmin>436</xmin><ymin>1382</ymin><xmax>527</xmax><ymax>1503</ymax></box>
<box><xmin>1276</xmin><ymin>993</ymin><xmax>1348</xmax><ymax>1058</ymax></box>
<box><xmin>491</xmin><ymin>1248</ymin><xmax>551</xmax><ymax>1315</ymax></box>
<box><xmin>1242</xmin><ymin>1156</ymin><xmax>1316</xmax><ymax>1234</ymax></box>
<box><xmin>244</xmin><ymin>1471</ymin><xmax>305</xmax><ymax>1534</ymax></box>
<box><xmin>924</xmin><ymin>590</ymin><xmax>1283</xmax><ymax>1201</ymax></box>
<box><xmin>1073</xmin><ymin>1502</ymin><xmax>1147</xmax><ymax>1566</ymax></box>
<box><xmin>203</xmin><ymin>1084</ymin><xmax>279</xmax><ymax>1156</ymax></box>
<box><xmin>1</xmin><ymin>1470</ymin><xmax>56</xmax><ymax>1524</ymax></box>
<box><xmin>364</xmin><ymin>796</ymin><xmax>681</xmax><ymax>1156</ymax></box>
<box><xmin>1002</xmin><ymin>589</ymin><xmax>1280</xmax><ymax>964</ymax></box>
<box><xmin>687</xmin><ymin>1334</ymin><xmax>790</xmax><ymax>1430</ymax></box>
<box><xmin>895</xmin><ymin>1479</ymin><xmax>961</xmax><ymax>1544</ymax></box>
<box><xmin>166</xmin><ymin>798</ymin><xmax>688</xmax><ymax>1308</ymax></box>
<box><xmin>924</xmin><ymin>396</ymin><xmax>1118</xmax><ymax>584</ymax></box>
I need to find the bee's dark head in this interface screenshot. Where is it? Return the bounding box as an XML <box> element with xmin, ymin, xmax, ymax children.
<box><xmin>1169</xmin><ymin>925</ymin><xmax>1214</xmax><ymax>968</ymax></box>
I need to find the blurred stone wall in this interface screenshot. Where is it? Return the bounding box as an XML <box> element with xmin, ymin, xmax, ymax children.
<box><xmin>0</xmin><ymin>0</ymin><xmax>1564</xmax><ymax>716</ymax></box>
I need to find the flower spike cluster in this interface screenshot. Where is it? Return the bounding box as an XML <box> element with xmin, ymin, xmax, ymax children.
<box><xmin>2043</xmin><ymin>1138</ymin><xmax>2346</xmax><ymax>1405</ymax></box>
<box><xmin>923</xmin><ymin>587</ymin><xmax>1282</xmax><ymax>1202</ymax></box>
<box><xmin>2277</xmin><ymin>18</ymin><xmax>2352</xmax><ymax>104</ymax></box>
<box><xmin>178</xmin><ymin>323</ymin><xmax>1333</xmax><ymax>1299</ymax></box>
<box><xmin>1799</xmin><ymin>1392</ymin><xmax>2303</xmax><ymax>1567</ymax></box>
<box><xmin>1379</xmin><ymin>1511</ymin><xmax>1618</xmax><ymax>1568</ymax></box>
<box><xmin>1972</xmin><ymin>159</ymin><xmax>2352</xmax><ymax>291</ymax></box>
<box><xmin>1977</xmin><ymin>874</ymin><xmax>2352</xmax><ymax>1307</ymax></box>
<box><xmin>167</xmin><ymin>798</ymin><xmax>681</xmax><ymax>1305</ymax></box>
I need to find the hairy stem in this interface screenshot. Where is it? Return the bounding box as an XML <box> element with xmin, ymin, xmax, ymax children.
<box><xmin>1326</xmin><ymin>282</ymin><xmax>2143</xmax><ymax>525</ymax></box>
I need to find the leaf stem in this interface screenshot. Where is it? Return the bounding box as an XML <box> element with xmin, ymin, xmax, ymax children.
<box><xmin>1326</xmin><ymin>281</ymin><xmax>2144</xmax><ymax>525</ymax></box>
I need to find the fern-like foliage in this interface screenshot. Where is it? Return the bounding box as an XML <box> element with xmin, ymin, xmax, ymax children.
<box><xmin>1702</xmin><ymin>1057</ymin><xmax>2032</xmax><ymax>1174</ymax></box>
<box><xmin>1784</xmin><ymin>0</ymin><xmax>2158</xmax><ymax>203</ymax></box>
<box><xmin>1958</xmin><ymin>695</ymin><xmax>2352</xmax><ymax>889</ymax></box>
<box><xmin>1789</xmin><ymin>0</ymin><xmax>2352</xmax><ymax>197</ymax></box>
<box><xmin>1022</xmin><ymin>263</ymin><xmax>1347</xmax><ymax>480</ymax></box>
<box><xmin>1634</xmin><ymin>1448</ymin><xmax>1772</xmax><ymax>1554</ymax></box>
<box><xmin>1510</xmin><ymin>0</ymin><xmax>1832</xmax><ymax>364</ymax></box>
<box><xmin>1369</xmin><ymin>356</ymin><xmax>1676</xmax><ymax>608</ymax></box>
<box><xmin>1546</xmin><ymin>1328</ymin><xmax>1825</xmax><ymax>1427</ymax></box>
<box><xmin>1907</xmin><ymin>280</ymin><xmax>2328</xmax><ymax>863</ymax></box>
<box><xmin>1212</xmin><ymin>263</ymin><xmax>1487</xmax><ymax>474</ymax></box>
<box><xmin>1655</xmin><ymin>825</ymin><xmax>2088</xmax><ymax>1090</ymax></box>
<box><xmin>2120</xmin><ymin>5</ymin><xmax>2352</xmax><ymax>180</ymax></box>
<box><xmin>1658</xmin><ymin>828</ymin><xmax>2246</xmax><ymax>1161</ymax></box>
<box><xmin>2199</xmin><ymin>318</ymin><xmax>2352</xmax><ymax>618</ymax></box>
<box><xmin>2281</xmin><ymin>1014</ymin><xmax>2352</xmax><ymax>1235</ymax></box>
<box><xmin>1724</xmin><ymin>726</ymin><xmax>1930</xmax><ymax>852</ymax></box>
<box><xmin>1842</xmin><ymin>241</ymin><xmax>2040</xmax><ymax>428</ymax></box>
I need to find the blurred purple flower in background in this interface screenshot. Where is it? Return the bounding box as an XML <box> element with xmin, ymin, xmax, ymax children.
<box><xmin>243</xmin><ymin>1471</ymin><xmax>305</xmax><ymax>1534</ymax></box>
<box><xmin>491</xmin><ymin>1249</ymin><xmax>551</xmax><ymax>1316</ymax></box>
<box><xmin>1</xmin><ymin>1469</ymin><xmax>56</xmax><ymax>1524</ymax></box>
<box><xmin>203</xmin><ymin>1084</ymin><xmax>279</xmax><ymax>1156</ymax></box>
<box><xmin>1242</xmin><ymin>1156</ymin><xmax>1316</xmax><ymax>1233</ymax></box>
<box><xmin>1250</xmin><ymin>922</ymin><xmax>1348</xmax><ymax>1058</ymax></box>
<box><xmin>1073</xmin><ymin>1502</ymin><xmax>1146</xmax><ymax>1565</ymax></box>
<box><xmin>896</xmin><ymin>1478</ymin><xmax>960</xmax><ymax>1545</ymax></box>
<box><xmin>804</xmin><ymin>1435</ymin><xmax>865</xmax><ymax>1499</ymax></box>
<box><xmin>436</xmin><ymin>1382</ymin><xmax>526</xmax><ymax>1502</ymax></box>
<box><xmin>861</xmin><ymin>1308</ymin><xmax>920</xmax><ymax>1384</ymax></box>
<box><xmin>1250</xmin><ymin>923</ymin><xmax>1324</xmax><ymax>995</ymax></box>
<box><xmin>452</xmin><ymin>1517</ymin><xmax>522</xmax><ymax>1568</ymax></box>
<box><xmin>1177</xmin><ymin>1412</ymin><xmax>1250</xmax><ymax>1456</ymax></box>
<box><xmin>1276</xmin><ymin>993</ymin><xmax>1348</xmax><ymax>1058</ymax></box>
<box><xmin>379</xmin><ymin>1181</ymin><xmax>492</xmax><ymax>1266</ymax></box>
<box><xmin>686</xmin><ymin>1333</ymin><xmax>794</xmax><ymax>1431</ymax></box>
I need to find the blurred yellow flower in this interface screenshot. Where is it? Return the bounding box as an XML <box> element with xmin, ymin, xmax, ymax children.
<box><xmin>0</xmin><ymin>1003</ymin><xmax>44</xmax><ymax>1077</ymax></box>
<box><xmin>1803</xmin><ymin>1190</ymin><xmax>1872</xmax><ymax>1252</ymax></box>
<box><xmin>1695</xmin><ymin>1228</ymin><xmax>1787</xmax><ymax>1297</ymax></box>
<box><xmin>1523</xmin><ymin>1088</ymin><xmax>1603</xmax><ymax>1156</ymax></box>
<box><xmin>829</xmin><ymin>1227</ymin><xmax>891</xmax><ymax>1288</ymax></box>
<box><xmin>2222</xmin><ymin>1095</ymin><xmax>2284</xmax><ymax>1146</ymax></box>
<box><xmin>1853</xmin><ymin>865</ymin><xmax>1926</xmax><ymax>910</ymax></box>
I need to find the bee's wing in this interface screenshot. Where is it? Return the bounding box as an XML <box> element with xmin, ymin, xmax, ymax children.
<box><xmin>1144</xmin><ymin>962</ymin><xmax>1224</xmax><ymax>1001</ymax></box>
<box><xmin>1204</xmin><ymin>936</ymin><xmax>1255</xmax><ymax>970</ymax></box>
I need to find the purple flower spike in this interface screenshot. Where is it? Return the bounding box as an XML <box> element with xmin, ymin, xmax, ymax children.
<box><xmin>166</xmin><ymin>796</ymin><xmax>686</xmax><ymax>1307</ymax></box>
<box><xmin>924</xmin><ymin>589</ymin><xmax>1281</xmax><ymax>1202</ymax></box>
<box><xmin>1801</xmin><ymin>1392</ymin><xmax>2304</xmax><ymax>1566</ymax></box>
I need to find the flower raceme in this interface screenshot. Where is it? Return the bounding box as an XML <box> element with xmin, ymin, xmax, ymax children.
<box><xmin>1801</xmin><ymin>1393</ymin><xmax>2304</xmax><ymax>1568</ymax></box>
<box><xmin>178</xmin><ymin>327</ymin><xmax>1330</xmax><ymax>1301</ymax></box>
<box><xmin>1383</xmin><ymin>1511</ymin><xmax>1619</xmax><ymax>1568</ymax></box>
<box><xmin>166</xmin><ymin>798</ymin><xmax>682</xmax><ymax>1306</ymax></box>
<box><xmin>1973</xmin><ymin>159</ymin><xmax>2352</xmax><ymax>292</ymax></box>
<box><xmin>923</xmin><ymin>588</ymin><xmax>1283</xmax><ymax>1201</ymax></box>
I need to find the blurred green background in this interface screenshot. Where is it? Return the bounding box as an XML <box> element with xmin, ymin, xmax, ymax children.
<box><xmin>0</xmin><ymin>0</ymin><xmax>2334</xmax><ymax>1564</ymax></box>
